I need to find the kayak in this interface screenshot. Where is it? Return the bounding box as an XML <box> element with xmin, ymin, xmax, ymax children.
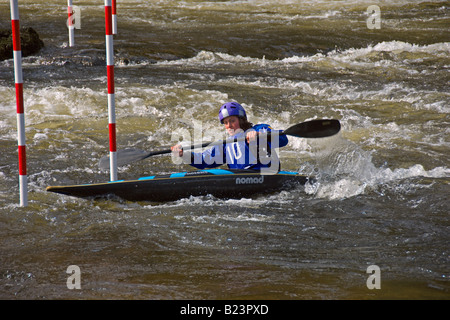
<box><xmin>46</xmin><ymin>169</ymin><xmax>312</xmax><ymax>202</ymax></box>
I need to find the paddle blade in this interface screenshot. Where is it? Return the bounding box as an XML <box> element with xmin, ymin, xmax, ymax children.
<box><xmin>98</xmin><ymin>149</ymin><xmax>151</xmax><ymax>169</ymax></box>
<box><xmin>283</xmin><ymin>119</ymin><xmax>340</xmax><ymax>138</ymax></box>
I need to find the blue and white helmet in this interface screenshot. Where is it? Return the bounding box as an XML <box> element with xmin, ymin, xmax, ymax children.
<box><xmin>218</xmin><ymin>102</ymin><xmax>247</xmax><ymax>124</ymax></box>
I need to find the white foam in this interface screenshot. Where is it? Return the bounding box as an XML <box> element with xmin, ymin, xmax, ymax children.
<box><xmin>157</xmin><ymin>50</ymin><xmax>259</xmax><ymax>66</ymax></box>
<box><xmin>33</xmin><ymin>133</ymin><xmax>48</xmax><ymax>140</ymax></box>
<box><xmin>153</xmin><ymin>42</ymin><xmax>448</xmax><ymax>117</ymax></box>
<box><xmin>162</xmin><ymin>41</ymin><xmax>449</xmax><ymax>67</ymax></box>
<box><xmin>300</xmin><ymin>132</ymin><xmax>449</xmax><ymax>200</ymax></box>
<box><xmin>306</xmin><ymin>163</ymin><xmax>449</xmax><ymax>200</ymax></box>
<box><xmin>380</xmin><ymin>164</ymin><xmax>450</xmax><ymax>181</ymax></box>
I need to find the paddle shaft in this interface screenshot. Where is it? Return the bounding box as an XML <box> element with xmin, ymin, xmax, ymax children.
<box><xmin>98</xmin><ymin>119</ymin><xmax>340</xmax><ymax>169</ymax></box>
<box><xmin>145</xmin><ymin>119</ymin><xmax>341</xmax><ymax>158</ymax></box>
<box><xmin>146</xmin><ymin>131</ymin><xmax>281</xmax><ymax>159</ymax></box>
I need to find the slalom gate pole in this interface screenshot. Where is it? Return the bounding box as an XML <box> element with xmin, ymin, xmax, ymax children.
<box><xmin>67</xmin><ymin>0</ymin><xmax>74</xmax><ymax>46</ymax></box>
<box><xmin>112</xmin><ymin>0</ymin><xmax>117</xmax><ymax>35</ymax></box>
<box><xmin>105</xmin><ymin>0</ymin><xmax>117</xmax><ymax>181</ymax></box>
<box><xmin>10</xmin><ymin>0</ymin><xmax>28</xmax><ymax>206</ymax></box>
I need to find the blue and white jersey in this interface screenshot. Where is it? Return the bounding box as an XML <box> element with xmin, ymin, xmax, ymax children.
<box><xmin>189</xmin><ymin>124</ymin><xmax>288</xmax><ymax>171</ymax></box>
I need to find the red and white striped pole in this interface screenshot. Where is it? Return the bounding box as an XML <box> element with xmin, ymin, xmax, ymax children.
<box><xmin>105</xmin><ymin>0</ymin><xmax>117</xmax><ymax>181</ymax></box>
<box><xmin>112</xmin><ymin>0</ymin><xmax>117</xmax><ymax>35</ymax></box>
<box><xmin>67</xmin><ymin>0</ymin><xmax>75</xmax><ymax>46</ymax></box>
<box><xmin>10</xmin><ymin>0</ymin><xmax>27</xmax><ymax>207</ymax></box>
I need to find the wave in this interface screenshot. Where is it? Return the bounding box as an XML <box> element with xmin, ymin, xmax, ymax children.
<box><xmin>307</xmin><ymin>163</ymin><xmax>449</xmax><ymax>200</ymax></box>
<box><xmin>156</xmin><ymin>41</ymin><xmax>449</xmax><ymax>65</ymax></box>
<box><xmin>301</xmin><ymin>134</ymin><xmax>449</xmax><ymax>200</ymax></box>
<box><xmin>2</xmin><ymin>40</ymin><xmax>447</xmax><ymax>73</ymax></box>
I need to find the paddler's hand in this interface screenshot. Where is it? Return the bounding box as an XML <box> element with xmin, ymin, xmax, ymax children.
<box><xmin>246</xmin><ymin>130</ymin><xmax>258</xmax><ymax>143</ymax></box>
<box><xmin>171</xmin><ymin>144</ymin><xmax>183</xmax><ymax>157</ymax></box>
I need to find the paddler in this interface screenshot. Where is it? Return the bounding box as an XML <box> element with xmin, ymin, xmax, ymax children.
<box><xmin>171</xmin><ymin>102</ymin><xmax>288</xmax><ymax>172</ymax></box>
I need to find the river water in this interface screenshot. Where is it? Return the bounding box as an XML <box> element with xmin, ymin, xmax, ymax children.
<box><xmin>0</xmin><ymin>0</ymin><xmax>448</xmax><ymax>300</ymax></box>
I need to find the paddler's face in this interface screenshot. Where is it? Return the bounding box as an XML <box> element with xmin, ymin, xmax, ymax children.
<box><xmin>223</xmin><ymin>116</ymin><xmax>241</xmax><ymax>136</ymax></box>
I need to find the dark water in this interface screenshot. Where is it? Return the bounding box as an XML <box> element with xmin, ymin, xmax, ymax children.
<box><xmin>0</xmin><ymin>1</ymin><xmax>449</xmax><ymax>299</ymax></box>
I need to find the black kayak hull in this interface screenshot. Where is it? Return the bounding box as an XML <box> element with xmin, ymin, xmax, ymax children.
<box><xmin>46</xmin><ymin>169</ymin><xmax>312</xmax><ymax>202</ymax></box>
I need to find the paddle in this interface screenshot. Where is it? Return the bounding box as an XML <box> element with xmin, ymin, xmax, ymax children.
<box><xmin>98</xmin><ymin>119</ymin><xmax>340</xmax><ymax>169</ymax></box>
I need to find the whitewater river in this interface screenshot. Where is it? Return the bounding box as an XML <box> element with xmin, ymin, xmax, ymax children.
<box><xmin>0</xmin><ymin>0</ymin><xmax>448</xmax><ymax>300</ymax></box>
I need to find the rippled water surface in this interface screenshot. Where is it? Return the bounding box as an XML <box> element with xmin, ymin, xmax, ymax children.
<box><xmin>0</xmin><ymin>0</ymin><xmax>449</xmax><ymax>299</ymax></box>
